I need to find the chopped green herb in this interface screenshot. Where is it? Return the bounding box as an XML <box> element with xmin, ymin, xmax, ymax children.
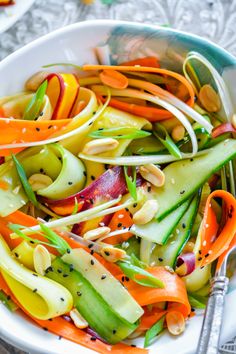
<box><xmin>11</xmin><ymin>154</ymin><xmax>38</xmax><ymax>206</ymax></box>
<box><xmin>72</xmin><ymin>198</ymin><xmax>79</xmax><ymax>215</ymax></box>
<box><xmin>117</xmin><ymin>260</ymin><xmax>164</xmax><ymax>288</ymax></box>
<box><xmin>23</xmin><ymin>80</ymin><xmax>48</xmax><ymax>121</ymax></box>
<box><xmin>0</xmin><ymin>290</ymin><xmax>18</xmax><ymax>312</ymax></box>
<box><xmin>124</xmin><ymin>166</ymin><xmax>137</xmax><ymax>201</ymax></box>
<box><xmin>144</xmin><ymin>315</ymin><xmax>165</xmax><ymax>347</ymax></box>
<box><xmin>154</xmin><ymin>123</ymin><xmax>182</xmax><ymax>159</ymax></box>
<box><xmin>9</xmin><ymin>224</ymin><xmax>58</xmax><ymax>249</ymax></box>
<box><xmin>39</xmin><ymin>223</ymin><xmax>71</xmax><ymax>255</ymax></box>
<box><xmin>188</xmin><ymin>293</ymin><xmax>207</xmax><ymax>309</ymax></box>
<box><xmin>89</xmin><ymin>127</ymin><xmax>151</xmax><ymax>140</ymax></box>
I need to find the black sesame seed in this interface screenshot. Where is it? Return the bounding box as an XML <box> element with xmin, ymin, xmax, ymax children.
<box><xmin>63</xmin><ymin>274</ymin><xmax>69</xmax><ymax>278</ymax></box>
<box><xmin>147</xmin><ymin>186</ymin><xmax>151</xmax><ymax>193</ymax></box>
<box><xmin>90</xmin><ymin>198</ymin><xmax>94</xmax><ymax>204</ymax></box>
<box><xmin>69</xmin><ymin>264</ymin><xmax>74</xmax><ymax>272</ymax></box>
<box><xmin>90</xmin><ymin>249</ymin><xmax>94</xmax><ymax>255</ymax></box>
<box><xmin>30</xmin><ymin>240</ymin><xmax>35</xmax><ymax>244</ymax></box>
<box><xmin>33</xmin><ymin>288</ymin><xmax>38</xmax><ymax>293</ymax></box>
<box><xmin>131</xmin><ymin>345</ymin><xmax>136</xmax><ymax>347</ymax></box>
<box><xmin>125</xmin><ymin>208</ymin><xmax>129</xmax><ymax>212</ymax></box>
<box><xmin>58</xmin><ymin>336</ymin><xmax>62</xmax><ymax>340</ymax></box>
<box><xmin>158</xmin><ymin>257</ymin><xmax>163</xmax><ymax>262</ymax></box>
<box><xmin>36</xmin><ymin>127</ymin><xmax>40</xmax><ymax>132</ymax></box>
<box><xmin>32</xmin><ymin>273</ymin><xmax>38</xmax><ymax>277</ymax></box>
<box><xmin>182</xmin><ymin>223</ymin><xmax>186</xmax><ymax>229</ymax></box>
<box><xmin>125</xmin><ymin>276</ymin><xmax>129</xmax><ymax>281</ymax></box>
<box><xmin>14</xmin><ymin>252</ymin><xmax>19</xmax><ymax>258</ymax></box>
<box><xmin>57</xmin><ymin>269</ymin><xmax>62</xmax><ymax>274</ymax></box>
<box><xmin>66</xmin><ymin>249</ymin><xmax>71</xmax><ymax>254</ymax></box>
<box><xmin>43</xmin><ymin>327</ymin><xmax>48</xmax><ymax>331</ymax></box>
<box><xmin>205</xmin><ymin>253</ymin><xmax>209</xmax><ymax>258</ymax></box>
<box><xmin>117</xmin><ymin>222</ymin><xmax>122</xmax><ymax>228</ymax></box>
<box><xmin>121</xmin><ymin>276</ymin><xmax>125</xmax><ymax>282</ymax></box>
<box><xmin>88</xmin><ymin>244</ymin><xmax>93</xmax><ymax>249</ymax></box>
<box><xmin>90</xmin><ymin>336</ymin><xmax>96</xmax><ymax>341</ymax></box>
<box><xmin>68</xmin><ymin>181</ymin><xmax>73</xmax><ymax>185</ymax></box>
<box><xmin>7</xmin><ymin>296</ymin><xmax>11</xmax><ymax>301</ymax></box>
<box><xmin>91</xmin><ymin>175</ymin><xmax>96</xmax><ymax>181</ymax></box>
<box><xmin>101</xmin><ymin>274</ymin><xmax>106</xmax><ymax>280</ymax></box>
<box><xmin>80</xmin><ymin>195</ymin><xmax>85</xmax><ymax>199</ymax></box>
<box><xmin>191</xmin><ymin>308</ymin><xmax>195</xmax><ymax>312</ymax></box>
<box><xmin>91</xmin><ymin>259</ymin><xmax>95</xmax><ymax>265</ymax></box>
<box><xmin>98</xmin><ymin>128</ymin><xmax>104</xmax><ymax>131</ymax></box>
<box><xmin>198</xmin><ymin>257</ymin><xmax>202</xmax><ymax>261</ymax></box>
<box><xmin>199</xmin><ymin>250</ymin><xmax>202</xmax><ymax>255</ymax></box>
<box><xmin>104</xmin><ymin>251</ymin><xmax>110</xmax><ymax>256</ymax></box>
<box><xmin>89</xmin><ymin>122</ymin><xmax>93</xmax><ymax>126</ymax></box>
<box><xmin>190</xmin><ymin>158</ymin><xmax>194</xmax><ymax>162</ymax></box>
<box><xmin>83</xmin><ymin>171</ymin><xmax>87</xmax><ymax>177</ymax></box>
<box><xmin>180</xmin><ymin>190</ymin><xmax>185</xmax><ymax>194</ymax></box>
<box><xmin>77</xmin><ymin>291</ymin><xmax>82</xmax><ymax>296</ymax></box>
<box><xmin>58</xmin><ymin>157</ymin><xmax>62</xmax><ymax>161</ymax></box>
<box><xmin>197</xmin><ymin>138</ymin><xmax>201</xmax><ymax>142</ymax></box>
<box><xmin>200</xmin><ymin>266</ymin><xmax>205</xmax><ymax>269</ymax></box>
<box><xmin>105</xmin><ymin>164</ymin><xmax>109</xmax><ymax>170</ymax></box>
<box><xmin>92</xmin><ymin>111</ymin><xmax>96</xmax><ymax>115</ymax></box>
<box><xmin>113</xmin><ymin>329</ymin><xmax>117</xmax><ymax>334</ymax></box>
<box><xmin>60</xmin><ymin>297</ymin><xmax>65</xmax><ymax>302</ymax></box>
<box><xmin>133</xmin><ymin>203</ymin><xmax>137</xmax><ymax>208</ymax></box>
<box><xmin>48</xmin><ymin>125</ymin><xmax>53</xmax><ymax>129</ymax></box>
<box><xmin>48</xmin><ymin>318</ymin><xmax>53</xmax><ymax>321</ymax></box>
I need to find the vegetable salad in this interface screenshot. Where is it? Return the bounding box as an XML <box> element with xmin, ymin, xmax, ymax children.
<box><xmin>0</xmin><ymin>52</ymin><xmax>235</xmax><ymax>353</ymax></box>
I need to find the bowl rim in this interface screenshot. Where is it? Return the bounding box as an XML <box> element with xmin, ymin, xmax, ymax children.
<box><xmin>1</xmin><ymin>19</ymin><xmax>236</xmax><ymax>71</ymax></box>
<box><xmin>0</xmin><ymin>19</ymin><xmax>235</xmax><ymax>354</ymax></box>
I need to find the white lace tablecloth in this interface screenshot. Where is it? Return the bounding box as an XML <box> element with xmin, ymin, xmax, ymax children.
<box><xmin>0</xmin><ymin>0</ymin><xmax>236</xmax><ymax>353</ymax></box>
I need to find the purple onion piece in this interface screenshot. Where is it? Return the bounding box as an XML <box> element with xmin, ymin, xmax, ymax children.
<box><xmin>0</xmin><ymin>156</ymin><xmax>5</xmax><ymax>165</ymax></box>
<box><xmin>85</xmin><ymin>327</ymin><xmax>109</xmax><ymax>344</ymax></box>
<box><xmin>176</xmin><ymin>252</ymin><xmax>196</xmax><ymax>276</ymax></box>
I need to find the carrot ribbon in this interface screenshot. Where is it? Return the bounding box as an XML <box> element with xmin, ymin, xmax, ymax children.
<box><xmin>198</xmin><ymin>190</ymin><xmax>236</xmax><ymax>268</ymax></box>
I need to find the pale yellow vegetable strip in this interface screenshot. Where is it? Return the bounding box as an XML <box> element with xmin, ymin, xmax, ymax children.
<box><xmin>0</xmin><ymin>236</ymin><xmax>73</xmax><ymax>320</ymax></box>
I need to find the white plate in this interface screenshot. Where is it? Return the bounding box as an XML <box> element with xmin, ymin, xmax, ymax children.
<box><xmin>0</xmin><ymin>0</ymin><xmax>35</xmax><ymax>34</ymax></box>
<box><xmin>0</xmin><ymin>20</ymin><xmax>235</xmax><ymax>354</ymax></box>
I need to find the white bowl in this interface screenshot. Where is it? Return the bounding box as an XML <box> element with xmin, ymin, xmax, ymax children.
<box><xmin>0</xmin><ymin>20</ymin><xmax>236</xmax><ymax>354</ymax></box>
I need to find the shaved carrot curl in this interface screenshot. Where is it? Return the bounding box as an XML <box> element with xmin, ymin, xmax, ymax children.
<box><xmin>82</xmin><ymin>64</ymin><xmax>195</xmax><ymax>108</ymax></box>
<box><xmin>199</xmin><ymin>190</ymin><xmax>236</xmax><ymax>268</ymax></box>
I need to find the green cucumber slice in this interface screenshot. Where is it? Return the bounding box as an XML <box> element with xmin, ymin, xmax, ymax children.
<box><xmin>153</xmin><ymin>193</ymin><xmax>200</xmax><ymax>267</ymax></box>
<box><xmin>62</xmin><ymin>248</ymin><xmax>143</xmax><ymax>323</ymax></box>
<box><xmin>156</xmin><ymin>139</ymin><xmax>236</xmax><ymax>220</ymax></box>
<box><xmin>47</xmin><ymin>257</ymin><xmax>138</xmax><ymax>344</ymax></box>
<box><xmin>131</xmin><ymin>199</ymin><xmax>191</xmax><ymax>245</ymax></box>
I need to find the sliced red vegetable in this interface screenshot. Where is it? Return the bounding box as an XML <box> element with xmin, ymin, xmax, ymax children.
<box><xmin>175</xmin><ymin>252</ymin><xmax>196</xmax><ymax>277</ymax></box>
<box><xmin>211</xmin><ymin>123</ymin><xmax>236</xmax><ymax>138</ymax></box>
<box><xmin>45</xmin><ymin>166</ymin><xmax>142</xmax><ymax>216</ymax></box>
<box><xmin>46</xmin><ymin>73</ymin><xmax>79</xmax><ymax>119</ymax></box>
<box><xmin>198</xmin><ymin>190</ymin><xmax>236</xmax><ymax>267</ymax></box>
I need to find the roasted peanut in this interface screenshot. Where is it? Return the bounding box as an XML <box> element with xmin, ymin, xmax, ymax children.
<box><xmin>33</xmin><ymin>245</ymin><xmax>51</xmax><ymax>276</ymax></box>
<box><xmin>139</xmin><ymin>164</ymin><xmax>165</xmax><ymax>187</ymax></box>
<box><xmin>171</xmin><ymin>125</ymin><xmax>185</xmax><ymax>142</ymax></box>
<box><xmin>28</xmin><ymin>174</ymin><xmax>53</xmax><ymax>191</ymax></box>
<box><xmin>199</xmin><ymin>84</ymin><xmax>221</xmax><ymax>112</ymax></box>
<box><xmin>70</xmin><ymin>308</ymin><xmax>88</xmax><ymax>329</ymax></box>
<box><xmin>82</xmin><ymin>138</ymin><xmax>119</xmax><ymax>155</ymax></box>
<box><xmin>83</xmin><ymin>226</ymin><xmax>111</xmax><ymax>241</ymax></box>
<box><xmin>133</xmin><ymin>199</ymin><xmax>159</xmax><ymax>225</ymax></box>
<box><xmin>100</xmin><ymin>246</ymin><xmax>126</xmax><ymax>263</ymax></box>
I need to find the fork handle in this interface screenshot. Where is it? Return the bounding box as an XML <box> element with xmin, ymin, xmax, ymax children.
<box><xmin>197</xmin><ymin>276</ymin><xmax>229</xmax><ymax>354</ymax></box>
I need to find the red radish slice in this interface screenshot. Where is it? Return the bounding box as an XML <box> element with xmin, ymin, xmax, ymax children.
<box><xmin>211</xmin><ymin>123</ymin><xmax>236</xmax><ymax>138</ymax></box>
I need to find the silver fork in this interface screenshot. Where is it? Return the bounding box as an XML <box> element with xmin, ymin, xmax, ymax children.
<box><xmin>197</xmin><ymin>162</ymin><xmax>236</xmax><ymax>354</ymax></box>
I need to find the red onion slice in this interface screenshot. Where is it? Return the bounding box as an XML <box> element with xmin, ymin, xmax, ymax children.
<box><xmin>175</xmin><ymin>252</ymin><xmax>196</xmax><ymax>276</ymax></box>
<box><xmin>212</xmin><ymin>123</ymin><xmax>236</xmax><ymax>138</ymax></box>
